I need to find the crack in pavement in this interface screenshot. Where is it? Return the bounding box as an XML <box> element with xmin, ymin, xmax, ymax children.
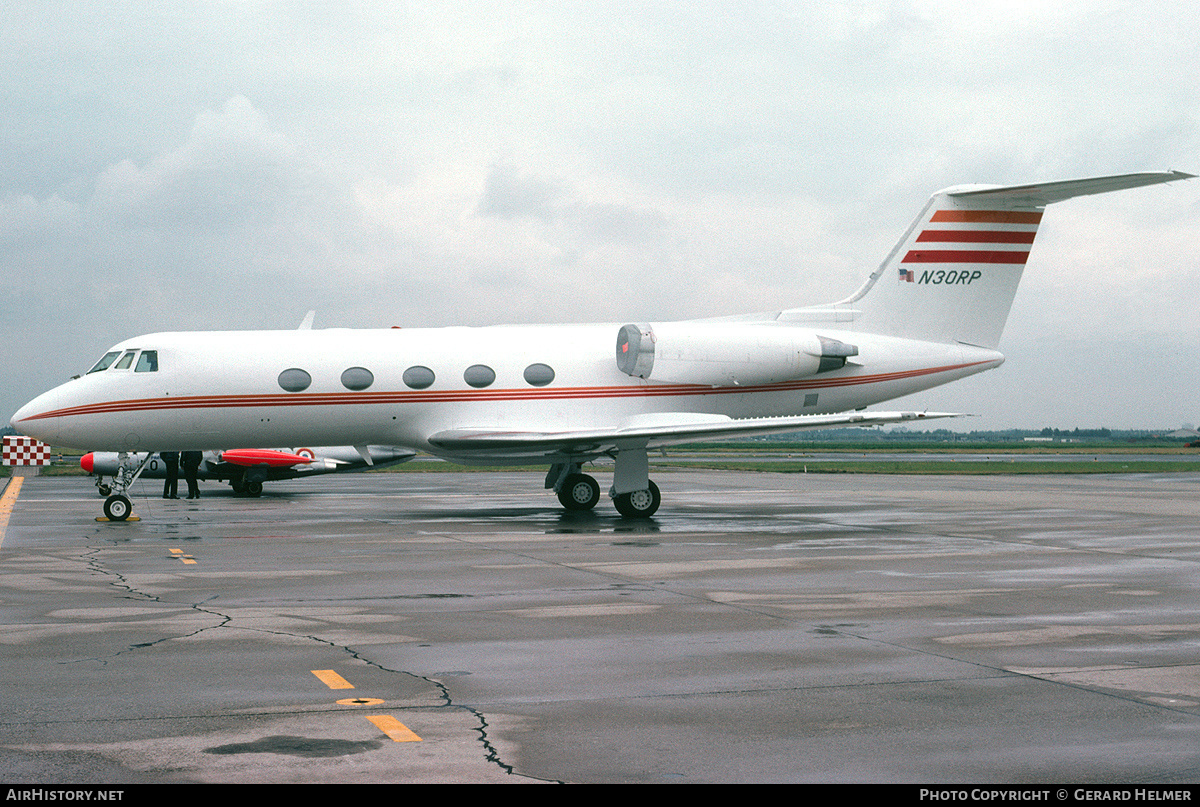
<box><xmin>71</xmin><ymin>542</ymin><xmax>558</xmax><ymax>783</ymax></box>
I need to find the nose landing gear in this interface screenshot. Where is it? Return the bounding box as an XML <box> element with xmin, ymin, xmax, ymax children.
<box><xmin>98</xmin><ymin>452</ymin><xmax>153</xmax><ymax>522</ymax></box>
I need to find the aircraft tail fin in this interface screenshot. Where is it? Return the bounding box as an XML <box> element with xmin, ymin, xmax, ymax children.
<box><xmin>799</xmin><ymin>171</ymin><xmax>1193</xmax><ymax>349</ymax></box>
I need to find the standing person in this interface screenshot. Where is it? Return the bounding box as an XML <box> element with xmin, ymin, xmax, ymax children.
<box><xmin>161</xmin><ymin>451</ymin><xmax>179</xmax><ymax>499</ymax></box>
<box><xmin>181</xmin><ymin>450</ymin><xmax>202</xmax><ymax>499</ymax></box>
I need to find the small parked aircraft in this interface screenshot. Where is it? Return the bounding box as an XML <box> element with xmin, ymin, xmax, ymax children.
<box><xmin>81</xmin><ymin>445</ymin><xmax>416</xmax><ymax>497</ymax></box>
<box><xmin>11</xmin><ymin>171</ymin><xmax>1192</xmax><ymax>520</ymax></box>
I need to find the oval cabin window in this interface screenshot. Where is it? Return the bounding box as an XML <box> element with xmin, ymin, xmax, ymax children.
<box><xmin>278</xmin><ymin>368</ymin><xmax>312</xmax><ymax>392</ymax></box>
<box><xmin>463</xmin><ymin>364</ymin><xmax>496</xmax><ymax>388</ymax></box>
<box><xmin>523</xmin><ymin>363</ymin><xmax>555</xmax><ymax>387</ymax></box>
<box><xmin>341</xmin><ymin>367</ymin><xmax>374</xmax><ymax>391</ymax></box>
<box><xmin>402</xmin><ymin>366</ymin><xmax>435</xmax><ymax>390</ymax></box>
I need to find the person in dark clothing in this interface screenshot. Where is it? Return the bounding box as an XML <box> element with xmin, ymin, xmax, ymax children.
<box><xmin>161</xmin><ymin>451</ymin><xmax>179</xmax><ymax>499</ymax></box>
<box><xmin>181</xmin><ymin>450</ymin><xmax>203</xmax><ymax>499</ymax></box>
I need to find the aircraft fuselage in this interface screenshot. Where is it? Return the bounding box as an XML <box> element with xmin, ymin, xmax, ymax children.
<box><xmin>13</xmin><ymin>322</ymin><xmax>999</xmax><ymax>462</ymax></box>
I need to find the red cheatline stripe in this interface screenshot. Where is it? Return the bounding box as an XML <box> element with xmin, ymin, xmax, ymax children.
<box><xmin>916</xmin><ymin>230</ymin><xmax>1036</xmax><ymax>244</ymax></box>
<box><xmin>902</xmin><ymin>250</ymin><xmax>1029</xmax><ymax>264</ymax></box>
<box><xmin>16</xmin><ymin>361</ymin><xmax>998</xmax><ymax>422</ymax></box>
<box><xmin>930</xmin><ymin>210</ymin><xmax>1043</xmax><ymax>224</ymax></box>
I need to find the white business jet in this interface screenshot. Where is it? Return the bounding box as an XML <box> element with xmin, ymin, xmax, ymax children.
<box><xmin>11</xmin><ymin>171</ymin><xmax>1192</xmax><ymax>521</ymax></box>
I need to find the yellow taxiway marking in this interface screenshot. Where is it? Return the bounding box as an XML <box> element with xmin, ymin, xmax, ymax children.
<box><xmin>367</xmin><ymin>715</ymin><xmax>422</xmax><ymax>742</ymax></box>
<box><xmin>309</xmin><ymin>670</ymin><xmax>417</xmax><ymax>740</ymax></box>
<box><xmin>337</xmin><ymin>697</ymin><xmax>384</xmax><ymax>706</ymax></box>
<box><xmin>0</xmin><ymin>477</ymin><xmax>24</xmax><ymax>551</ymax></box>
<box><xmin>311</xmin><ymin>669</ymin><xmax>355</xmax><ymax>690</ymax></box>
<box><xmin>169</xmin><ymin>548</ymin><xmax>196</xmax><ymax>564</ymax></box>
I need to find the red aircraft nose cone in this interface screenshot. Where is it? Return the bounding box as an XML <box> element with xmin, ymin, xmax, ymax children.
<box><xmin>80</xmin><ymin>452</ymin><xmax>94</xmax><ymax>474</ymax></box>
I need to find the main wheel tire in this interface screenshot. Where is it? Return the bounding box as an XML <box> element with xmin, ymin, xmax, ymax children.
<box><xmin>558</xmin><ymin>473</ymin><xmax>600</xmax><ymax>511</ymax></box>
<box><xmin>245</xmin><ymin>480</ymin><xmax>263</xmax><ymax>497</ymax></box>
<box><xmin>613</xmin><ymin>480</ymin><xmax>661</xmax><ymax>518</ymax></box>
<box><xmin>103</xmin><ymin>495</ymin><xmax>132</xmax><ymax>522</ymax></box>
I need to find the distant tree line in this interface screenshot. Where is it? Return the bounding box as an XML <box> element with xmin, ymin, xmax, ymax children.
<box><xmin>761</xmin><ymin>426</ymin><xmax>1188</xmax><ymax>442</ymax></box>
<box><xmin>1039</xmin><ymin>427</ymin><xmax>1112</xmax><ymax>438</ymax></box>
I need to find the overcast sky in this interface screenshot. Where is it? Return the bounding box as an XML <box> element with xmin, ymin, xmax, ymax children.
<box><xmin>3</xmin><ymin>1</ymin><xmax>1198</xmax><ymax>432</ymax></box>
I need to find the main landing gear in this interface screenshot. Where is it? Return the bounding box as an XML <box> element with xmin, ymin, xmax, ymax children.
<box><xmin>612</xmin><ymin>480</ymin><xmax>661</xmax><ymax>518</ymax></box>
<box><xmin>557</xmin><ymin>473</ymin><xmax>601</xmax><ymax>511</ymax></box>
<box><xmin>548</xmin><ymin>454</ymin><xmax>662</xmax><ymax>519</ymax></box>
<box><xmin>554</xmin><ymin>471</ymin><xmax>661</xmax><ymax>517</ymax></box>
<box><xmin>229</xmin><ymin>473</ymin><xmax>264</xmax><ymax>497</ymax></box>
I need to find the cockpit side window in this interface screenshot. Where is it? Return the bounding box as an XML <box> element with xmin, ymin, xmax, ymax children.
<box><xmin>135</xmin><ymin>350</ymin><xmax>158</xmax><ymax>372</ymax></box>
<box><xmin>114</xmin><ymin>351</ymin><xmax>137</xmax><ymax>370</ymax></box>
<box><xmin>87</xmin><ymin>351</ymin><xmax>121</xmax><ymax>374</ymax></box>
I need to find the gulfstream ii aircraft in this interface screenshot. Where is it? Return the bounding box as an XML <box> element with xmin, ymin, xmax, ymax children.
<box><xmin>11</xmin><ymin>171</ymin><xmax>1192</xmax><ymax>521</ymax></box>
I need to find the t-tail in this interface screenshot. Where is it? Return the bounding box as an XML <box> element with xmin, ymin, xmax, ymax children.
<box><xmin>804</xmin><ymin>171</ymin><xmax>1193</xmax><ymax>349</ymax></box>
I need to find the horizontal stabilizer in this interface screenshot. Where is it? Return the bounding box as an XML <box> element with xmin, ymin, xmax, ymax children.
<box><xmin>946</xmin><ymin>171</ymin><xmax>1195</xmax><ymax>206</ymax></box>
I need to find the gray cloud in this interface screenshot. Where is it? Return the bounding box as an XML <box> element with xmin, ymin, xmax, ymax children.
<box><xmin>476</xmin><ymin>165</ymin><xmax>566</xmax><ymax>221</ymax></box>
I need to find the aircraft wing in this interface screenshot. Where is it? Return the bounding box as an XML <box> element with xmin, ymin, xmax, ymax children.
<box><xmin>427</xmin><ymin>410</ymin><xmax>960</xmax><ymax>458</ymax></box>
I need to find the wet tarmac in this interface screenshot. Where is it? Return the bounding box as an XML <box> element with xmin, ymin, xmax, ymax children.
<box><xmin>659</xmin><ymin>450</ymin><xmax>1200</xmax><ymax>464</ymax></box>
<box><xmin>1</xmin><ymin>470</ymin><xmax>1198</xmax><ymax>783</ymax></box>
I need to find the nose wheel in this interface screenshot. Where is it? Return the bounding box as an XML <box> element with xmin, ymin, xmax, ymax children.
<box><xmin>103</xmin><ymin>494</ymin><xmax>132</xmax><ymax>522</ymax></box>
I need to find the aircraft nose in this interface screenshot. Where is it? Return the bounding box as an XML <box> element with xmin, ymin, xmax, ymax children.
<box><xmin>11</xmin><ymin>393</ymin><xmax>61</xmax><ymax>444</ymax></box>
<box><xmin>11</xmin><ymin>399</ymin><xmax>35</xmax><ymax>428</ymax></box>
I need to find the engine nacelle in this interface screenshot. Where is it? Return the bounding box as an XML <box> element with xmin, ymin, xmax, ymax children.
<box><xmin>616</xmin><ymin>322</ymin><xmax>857</xmax><ymax>386</ymax></box>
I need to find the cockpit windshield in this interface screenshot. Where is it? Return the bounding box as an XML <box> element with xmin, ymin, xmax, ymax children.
<box><xmin>86</xmin><ymin>349</ymin><xmax>159</xmax><ymax>374</ymax></box>
<box><xmin>87</xmin><ymin>351</ymin><xmax>121</xmax><ymax>374</ymax></box>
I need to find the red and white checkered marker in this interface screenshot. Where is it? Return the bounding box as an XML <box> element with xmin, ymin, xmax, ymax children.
<box><xmin>3</xmin><ymin>436</ymin><xmax>51</xmax><ymax>466</ymax></box>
